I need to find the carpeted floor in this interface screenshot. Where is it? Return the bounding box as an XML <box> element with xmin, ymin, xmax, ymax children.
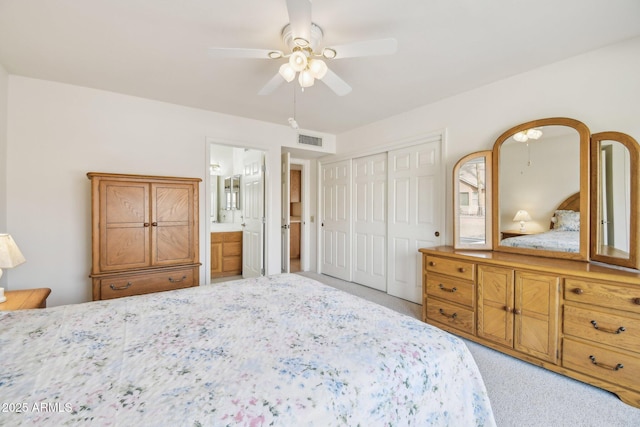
<box><xmin>298</xmin><ymin>271</ymin><xmax>640</xmax><ymax>427</ymax></box>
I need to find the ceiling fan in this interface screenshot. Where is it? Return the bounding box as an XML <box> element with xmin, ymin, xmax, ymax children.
<box><xmin>208</xmin><ymin>0</ymin><xmax>398</xmax><ymax>96</ymax></box>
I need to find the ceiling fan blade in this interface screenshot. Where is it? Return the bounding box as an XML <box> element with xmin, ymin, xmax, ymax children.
<box><xmin>321</xmin><ymin>69</ymin><xmax>352</xmax><ymax>96</ymax></box>
<box><xmin>208</xmin><ymin>47</ymin><xmax>280</xmax><ymax>59</ymax></box>
<box><xmin>286</xmin><ymin>0</ymin><xmax>312</xmax><ymax>42</ymax></box>
<box><xmin>258</xmin><ymin>72</ymin><xmax>285</xmax><ymax>96</ymax></box>
<box><xmin>328</xmin><ymin>38</ymin><xmax>398</xmax><ymax>59</ymax></box>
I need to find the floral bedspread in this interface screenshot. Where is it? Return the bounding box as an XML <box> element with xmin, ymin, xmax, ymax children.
<box><xmin>0</xmin><ymin>274</ymin><xmax>495</xmax><ymax>426</ymax></box>
<box><xmin>500</xmin><ymin>229</ymin><xmax>579</xmax><ymax>252</ymax></box>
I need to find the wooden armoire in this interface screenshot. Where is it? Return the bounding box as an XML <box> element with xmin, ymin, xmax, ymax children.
<box><xmin>88</xmin><ymin>172</ymin><xmax>201</xmax><ymax>300</ymax></box>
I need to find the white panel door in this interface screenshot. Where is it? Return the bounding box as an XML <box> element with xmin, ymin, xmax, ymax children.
<box><xmin>321</xmin><ymin>160</ymin><xmax>351</xmax><ymax>281</ymax></box>
<box><xmin>387</xmin><ymin>140</ymin><xmax>442</xmax><ymax>303</ymax></box>
<box><xmin>353</xmin><ymin>153</ymin><xmax>387</xmax><ymax>291</ymax></box>
<box><xmin>281</xmin><ymin>152</ymin><xmax>290</xmax><ymax>273</ymax></box>
<box><xmin>242</xmin><ymin>150</ymin><xmax>265</xmax><ymax>278</ymax></box>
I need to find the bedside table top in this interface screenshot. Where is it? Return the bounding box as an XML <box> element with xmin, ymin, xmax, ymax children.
<box><xmin>0</xmin><ymin>288</ymin><xmax>51</xmax><ymax>310</ymax></box>
<box><xmin>501</xmin><ymin>230</ymin><xmax>539</xmax><ymax>236</ymax></box>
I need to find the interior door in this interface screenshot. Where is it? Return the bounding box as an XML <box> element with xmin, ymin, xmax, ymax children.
<box><xmin>321</xmin><ymin>160</ymin><xmax>352</xmax><ymax>281</ymax></box>
<box><xmin>281</xmin><ymin>152</ymin><xmax>291</xmax><ymax>273</ymax></box>
<box><xmin>353</xmin><ymin>153</ymin><xmax>387</xmax><ymax>291</ymax></box>
<box><xmin>242</xmin><ymin>149</ymin><xmax>265</xmax><ymax>278</ymax></box>
<box><xmin>387</xmin><ymin>140</ymin><xmax>443</xmax><ymax>303</ymax></box>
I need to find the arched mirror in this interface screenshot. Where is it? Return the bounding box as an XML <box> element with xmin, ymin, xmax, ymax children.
<box><xmin>492</xmin><ymin>118</ymin><xmax>590</xmax><ymax>261</ymax></box>
<box><xmin>453</xmin><ymin>151</ymin><xmax>492</xmax><ymax>249</ymax></box>
<box><xmin>590</xmin><ymin>131</ymin><xmax>640</xmax><ymax>269</ymax></box>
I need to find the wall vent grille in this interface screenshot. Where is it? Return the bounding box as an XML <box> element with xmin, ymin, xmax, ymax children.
<box><xmin>298</xmin><ymin>134</ymin><xmax>323</xmax><ymax>147</ymax></box>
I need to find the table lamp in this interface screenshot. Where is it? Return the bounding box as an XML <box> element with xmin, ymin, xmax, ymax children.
<box><xmin>513</xmin><ymin>210</ymin><xmax>532</xmax><ymax>232</ymax></box>
<box><xmin>0</xmin><ymin>234</ymin><xmax>26</xmax><ymax>303</ymax></box>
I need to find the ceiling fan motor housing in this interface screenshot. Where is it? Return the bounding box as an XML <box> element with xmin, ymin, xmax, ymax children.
<box><xmin>281</xmin><ymin>23</ymin><xmax>324</xmax><ymax>53</ymax></box>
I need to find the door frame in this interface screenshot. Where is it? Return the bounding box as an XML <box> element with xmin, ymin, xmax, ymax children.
<box><xmin>204</xmin><ymin>139</ymin><xmax>268</xmax><ymax>284</ymax></box>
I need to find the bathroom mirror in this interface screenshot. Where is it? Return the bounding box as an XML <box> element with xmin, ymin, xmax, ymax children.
<box><xmin>223</xmin><ymin>174</ymin><xmax>241</xmax><ymax>210</ymax></box>
<box><xmin>492</xmin><ymin>118</ymin><xmax>590</xmax><ymax>261</ymax></box>
<box><xmin>453</xmin><ymin>150</ymin><xmax>492</xmax><ymax>249</ymax></box>
<box><xmin>590</xmin><ymin>131</ymin><xmax>640</xmax><ymax>269</ymax></box>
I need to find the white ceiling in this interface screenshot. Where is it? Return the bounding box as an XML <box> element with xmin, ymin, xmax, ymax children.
<box><xmin>1</xmin><ymin>0</ymin><xmax>639</xmax><ymax>135</ymax></box>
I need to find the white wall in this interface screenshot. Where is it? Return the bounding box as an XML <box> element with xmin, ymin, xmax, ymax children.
<box><xmin>6</xmin><ymin>76</ymin><xmax>335</xmax><ymax>306</ymax></box>
<box><xmin>0</xmin><ymin>64</ymin><xmax>7</xmax><ymax>287</ymax></box>
<box><xmin>336</xmin><ymin>36</ymin><xmax>640</xmax><ymax>244</ymax></box>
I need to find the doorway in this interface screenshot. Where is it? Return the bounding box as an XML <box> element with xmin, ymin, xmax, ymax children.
<box><xmin>281</xmin><ymin>152</ymin><xmax>308</xmax><ymax>273</ymax></box>
<box><xmin>207</xmin><ymin>143</ymin><xmax>266</xmax><ymax>283</ymax></box>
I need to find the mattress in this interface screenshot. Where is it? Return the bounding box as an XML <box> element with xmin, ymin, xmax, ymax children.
<box><xmin>0</xmin><ymin>273</ymin><xmax>495</xmax><ymax>426</ymax></box>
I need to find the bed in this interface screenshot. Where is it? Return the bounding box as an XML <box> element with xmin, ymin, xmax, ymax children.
<box><xmin>0</xmin><ymin>274</ymin><xmax>495</xmax><ymax>426</ymax></box>
<box><xmin>500</xmin><ymin>192</ymin><xmax>581</xmax><ymax>253</ymax></box>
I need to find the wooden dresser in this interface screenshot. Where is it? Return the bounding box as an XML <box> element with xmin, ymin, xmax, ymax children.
<box><xmin>88</xmin><ymin>173</ymin><xmax>201</xmax><ymax>300</ymax></box>
<box><xmin>420</xmin><ymin>246</ymin><xmax>640</xmax><ymax>408</ymax></box>
<box><xmin>210</xmin><ymin>231</ymin><xmax>242</xmax><ymax>278</ymax></box>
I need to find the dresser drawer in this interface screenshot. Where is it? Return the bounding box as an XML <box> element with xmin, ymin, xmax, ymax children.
<box><xmin>426</xmin><ymin>273</ymin><xmax>475</xmax><ymax>308</ymax></box>
<box><xmin>425</xmin><ymin>255</ymin><xmax>475</xmax><ymax>281</ymax></box>
<box><xmin>563</xmin><ymin>338</ymin><xmax>640</xmax><ymax>391</ymax></box>
<box><xmin>98</xmin><ymin>267</ymin><xmax>197</xmax><ymax>300</ymax></box>
<box><xmin>564</xmin><ymin>305</ymin><xmax>640</xmax><ymax>353</ymax></box>
<box><xmin>426</xmin><ymin>298</ymin><xmax>475</xmax><ymax>335</ymax></box>
<box><xmin>565</xmin><ymin>278</ymin><xmax>640</xmax><ymax>315</ymax></box>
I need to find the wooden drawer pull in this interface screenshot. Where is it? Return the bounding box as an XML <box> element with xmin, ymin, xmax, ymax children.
<box><xmin>143</xmin><ymin>222</ymin><xmax>150</xmax><ymax>227</ymax></box>
<box><xmin>169</xmin><ymin>275</ymin><xmax>188</xmax><ymax>283</ymax></box>
<box><xmin>438</xmin><ymin>284</ymin><xmax>457</xmax><ymax>293</ymax></box>
<box><xmin>110</xmin><ymin>282</ymin><xmax>133</xmax><ymax>291</ymax></box>
<box><xmin>458</xmin><ymin>267</ymin><xmax>466</xmax><ymax>273</ymax></box>
<box><xmin>589</xmin><ymin>355</ymin><xmax>624</xmax><ymax>371</ymax></box>
<box><xmin>504</xmin><ymin>306</ymin><xmax>513</xmax><ymax>313</ymax></box>
<box><xmin>572</xmin><ymin>288</ymin><xmax>584</xmax><ymax>295</ymax></box>
<box><xmin>633</xmin><ymin>298</ymin><xmax>640</xmax><ymax>305</ymax></box>
<box><xmin>590</xmin><ymin>320</ymin><xmax>625</xmax><ymax>334</ymax></box>
<box><xmin>429</xmin><ymin>261</ymin><xmax>436</xmax><ymax>266</ymax></box>
<box><xmin>438</xmin><ymin>308</ymin><xmax>457</xmax><ymax>319</ymax></box>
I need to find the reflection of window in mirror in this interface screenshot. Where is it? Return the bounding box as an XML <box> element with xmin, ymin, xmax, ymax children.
<box><xmin>454</xmin><ymin>151</ymin><xmax>492</xmax><ymax>250</ymax></box>
<box><xmin>598</xmin><ymin>141</ymin><xmax>630</xmax><ymax>256</ymax></box>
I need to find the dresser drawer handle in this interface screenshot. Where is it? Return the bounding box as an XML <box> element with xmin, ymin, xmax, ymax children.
<box><xmin>572</xmin><ymin>288</ymin><xmax>584</xmax><ymax>295</ymax></box>
<box><xmin>590</xmin><ymin>320</ymin><xmax>625</xmax><ymax>334</ymax></box>
<box><xmin>589</xmin><ymin>355</ymin><xmax>624</xmax><ymax>371</ymax></box>
<box><xmin>634</xmin><ymin>298</ymin><xmax>640</xmax><ymax>305</ymax></box>
<box><xmin>438</xmin><ymin>308</ymin><xmax>457</xmax><ymax>319</ymax></box>
<box><xmin>438</xmin><ymin>284</ymin><xmax>457</xmax><ymax>293</ymax></box>
<box><xmin>458</xmin><ymin>267</ymin><xmax>466</xmax><ymax>273</ymax></box>
<box><xmin>110</xmin><ymin>282</ymin><xmax>133</xmax><ymax>291</ymax></box>
<box><xmin>429</xmin><ymin>261</ymin><xmax>436</xmax><ymax>267</ymax></box>
<box><xmin>169</xmin><ymin>275</ymin><xmax>188</xmax><ymax>283</ymax></box>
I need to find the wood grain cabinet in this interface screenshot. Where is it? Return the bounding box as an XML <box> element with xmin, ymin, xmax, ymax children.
<box><xmin>211</xmin><ymin>231</ymin><xmax>242</xmax><ymax>278</ymax></box>
<box><xmin>420</xmin><ymin>246</ymin><xmax>640</xmax><ymax>408</ymax></box>
<box><xmin>88</xmin><ymin>173</ymin><xmax>200</xmax><ymax>300</ymax></box>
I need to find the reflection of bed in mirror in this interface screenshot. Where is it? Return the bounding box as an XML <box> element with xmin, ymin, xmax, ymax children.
<box><xmin>500</xmin><ymin>192</ymin><xmax>580</xmax><ymax>253</ymax></box>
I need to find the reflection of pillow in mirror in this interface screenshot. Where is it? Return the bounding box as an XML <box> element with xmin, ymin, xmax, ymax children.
<box><xmin>555</xmin><ymin>210</ymin><xmax>580</xmax><ymax>231</ymax></box>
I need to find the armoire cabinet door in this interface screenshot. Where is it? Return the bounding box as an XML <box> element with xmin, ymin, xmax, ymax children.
<box><xmin>99</xmin><ymin>180</ymin><xmax>151</xmax><ymax>272</ymax></box>
<box><xmin>152</xmin><ymin>182</ymin><xmax>198</xmax><ymax>266</ymax></box>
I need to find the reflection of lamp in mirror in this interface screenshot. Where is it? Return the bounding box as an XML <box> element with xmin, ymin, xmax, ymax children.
<box><xmin>513</xmin><ymin>210</ymin><xmax>532</xmax><ymax>232</ymax></box>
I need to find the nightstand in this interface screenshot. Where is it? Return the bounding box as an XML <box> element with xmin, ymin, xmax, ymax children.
<box><xmin>0</xmin><ymin>288</ymin><xmax>51</xmax><ymax>310</ymax></box>
<box><xmin>501</xmin><ymin>230</ymin><xmax>539</xmax><ymax>239</ymax></box>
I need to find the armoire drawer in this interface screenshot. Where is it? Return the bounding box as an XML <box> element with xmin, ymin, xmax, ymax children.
<box><xmin>425</xmin><ymin>298</ymin><xmax>475</xmax><ymax>335</ymax></box>
<box><xmin>563</xmin><ymin>338</ymin><xmax>640</xmax><ymax>392</ymax></box>
<box><xmin>425</xmin><ymin>274</ymin><xmax>475</xmax><ymax>308</ymax></box>
<box><xmin>564</xmin><ymin>305</ymin><xmax>640</xmax><ymax>353</ymax></box>
<box><xmin>565</xmin><ymin>278</ymin><xmax>640</xmax><ymax>315</ymax></box>
<box><xmin>97</xmin><ymin>267</ymin><xmax>197</xmax><ymax>300</ymax></box>
<box><xmin>425</xmin><ymin>255</ymin><xmax>475</xmax><ymax>281</ymax></box>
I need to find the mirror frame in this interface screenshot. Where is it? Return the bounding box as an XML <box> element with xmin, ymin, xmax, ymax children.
<box><xmin>492</xmin><ymin>117</ymin><xmax>591</xmax><ymax>261</ymax></box>
<box><xmin>590</xmin><ymin>131</ymin><xmax>640</xmax><ymax>269</ymax></box>
<box><xmin>453</xmin><ymin>150</ymin><xmax>493</xmax><ymax>250</ymax></box>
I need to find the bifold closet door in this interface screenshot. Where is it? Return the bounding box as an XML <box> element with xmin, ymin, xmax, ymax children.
<box><xmin>352</xmin><ymin>153</ymin><xmax>387</xmax><ymax>291</ymax></box>
<box><xmin>387</xmin><ymin>141</ymin><xmax>443</xmax><ymax>303</ymax></box>
<box><xmin>321</xmin><ymin>160</ymin><xmax>352</xmax><ymax>281</ymax></box>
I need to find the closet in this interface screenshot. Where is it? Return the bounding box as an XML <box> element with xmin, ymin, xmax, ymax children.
<box><xmin>88</xmin><ymin>172</ymin><xmax>200</xmax><ymax>300</ymax></box>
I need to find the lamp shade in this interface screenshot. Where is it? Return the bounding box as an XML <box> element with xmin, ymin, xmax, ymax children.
<box><xmin>308</xmin><ymin>58</ymin><xmax>328</xmax><ymax>79</ymax></box>
<box><xmin>298</xmin><ymin>69</ymin><xmax>315</xmax><ymax>88</ymax></box>
<box><xmin>513</xmin><ymin>210</ymin><xmax>532</xmax><ymax>222</ymax></box>
<box><xmin>0</xmin><ymin>234</ymin><xmax>26</xmax><ymax>268</ymax></box>
<box><xmin>288</xmin><ymin>51</ymin><xmax>308</xmax><ymax>72</ymax></box>
<box><xmin>278</xmin><ymin>63</ymin><xmax>296</xmax><ymax>82</ymax></box>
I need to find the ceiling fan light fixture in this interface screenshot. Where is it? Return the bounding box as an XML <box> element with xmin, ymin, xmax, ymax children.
<box><xmin>289</xmin><ymin>50</ymin><xmax>308</xmax><ymax>72</ymax></box>
<box><xmin>298</xmin><ymin>69</ymin><xmax>315</xmax><ymax>88</ymax></box>
<box><xmin>513</xmin><ymin>131</ymin><xmax>529</xmax><ymax>142</ymax></box>
<box><xmin>279</xmin><ymin>63</ymin><xmax>296</xmax><ymax>82</ymax></box>
<box><xmin>308</xmin><ymin>58</ymin><xmax>328</xmax><ymax>79</ymax></box>
<box><xmin>293</xmin><ymin>37</ymin><xmax>309</xmax><ymax>48</ymax></box>
<box><xmin>527</xmin><ymin>128</ymin><xmax>543</xmax><ymax>140</ymax></box>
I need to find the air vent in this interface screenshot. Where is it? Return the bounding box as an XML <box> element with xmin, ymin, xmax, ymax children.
<box><xmin>298</xmin><ymin>134</ymin><xmax>323</xmax><ymax>147</ymax></box>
